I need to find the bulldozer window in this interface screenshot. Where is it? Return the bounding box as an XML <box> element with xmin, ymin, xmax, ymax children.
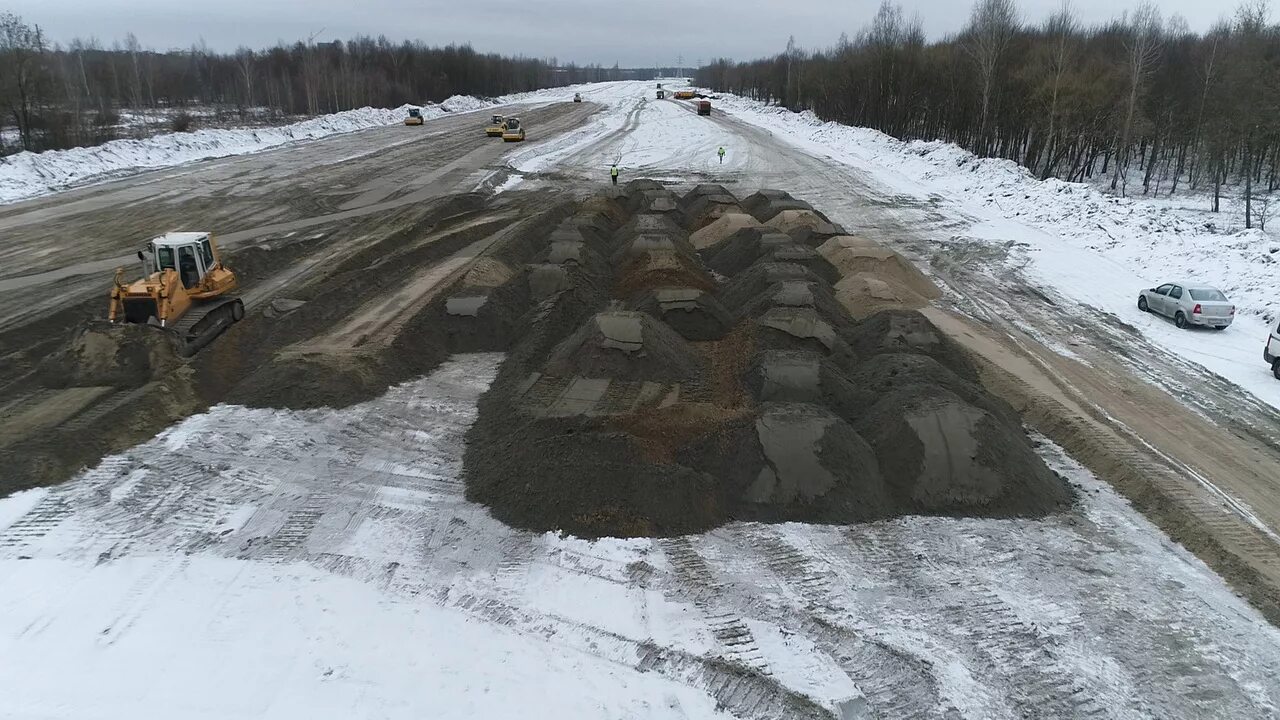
<box><xmin>177</xmin><ymin>246</ymin><xmax>200</xmax><ymax>289</ymax></box>
<box><xmin>156</xmin><ymin>247</ymin><xmax>176</xmax><ymax>272</ymax></box>
<box><xmin>199</xmin><ymin>238</ymin><xmax>215</xmax><ymax>268</ymax></box>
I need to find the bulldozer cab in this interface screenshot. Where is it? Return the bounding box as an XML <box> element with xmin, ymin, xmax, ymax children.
<box><xmin>150</xmin><ymin>233</ymin><xmax>215</xmax><ymax>289</ymax></box>
<box><xmin>505</xmin><ymin>117</ymin><xmax>522</xmax><ymax>131</ymax></box>
<box><xmin>491</xmin><ymin>114</ymin><xmax>504</xmax><ymax>125</ymax></box>
<box><xmin>407</xmin><ymin>108</ymin><xmax>422</xmax><ymax>118</ymax></box>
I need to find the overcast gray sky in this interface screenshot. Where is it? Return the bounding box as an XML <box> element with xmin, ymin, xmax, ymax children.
<box><xmin>6</xmin><ymin>0</ymin><xmax>1230</xmax><ymax>65</ymax></box>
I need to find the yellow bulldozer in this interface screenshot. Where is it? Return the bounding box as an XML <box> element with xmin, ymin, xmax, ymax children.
<box><xmin>107</xmin><ymin>232</ymin><xmax>244</xmax><ymax>356</ymax></box>
<box><xmin>485</xmin><ymin>114</ymin><xmax>506</xmax><ymax>137</ymax></box>
<box><xmin>404</xmin><ymin>108</ymin><xmax>424</xmax><ymax>125</ymax></box>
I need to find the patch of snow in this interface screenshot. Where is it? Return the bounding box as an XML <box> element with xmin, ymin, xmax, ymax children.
<box><xmin>0</xmin><ymin>487</ymin><xmax>48</xmax><ymax>532</ymax></box>
<box><xmin>712</xmin><ymin>92</ymin><xmax>1280</xmax><ymax>410</ymax></box>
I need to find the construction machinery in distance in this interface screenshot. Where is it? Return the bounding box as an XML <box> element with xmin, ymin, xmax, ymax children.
<box><xmin>107</xmin><ymin>232</ymin><xmax>244</xmax><ymax>356</ymax></box>
<box><xmin>486</xmin><ymin>114</ymin><xmax>506</xmax><ymax>137</ymax></box>
<box><xmin>502</xmin><ymin>117</ymin><xmax>526</xmax><ymax>142</ymax></box>
<box><xmin>697</xmin><ymin>100</ymin><xmax>712</xmax><ymax>116</ymax></box>
<box><xmin>573</xmin><ymin>93</ymin><xmax>582</xmax><ymax>102</ymax></box>
<box><xmin>404</xmin><ymin>108</ymin><xmax>424</xmax><ymax>125</ymax></box>
<box><xmin>657</xmin><ymin>90</ymin><xmax>666</xmax><ymax>99</ymax></box>
<box><xmin>673</xmin><ymin>89</ymin><xmax>697</xmax><ymax>100</ymax></box>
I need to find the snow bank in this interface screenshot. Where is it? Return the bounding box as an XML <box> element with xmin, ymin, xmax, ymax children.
<box><xmin>715</xmin><ymin>95</ymin><xmax>1280</xmax><ymax>325</ymax></box>
<box><xmin>0</xmin><ymin>99</ymin><xmax>493</xmax><ymax>205</ymax></box>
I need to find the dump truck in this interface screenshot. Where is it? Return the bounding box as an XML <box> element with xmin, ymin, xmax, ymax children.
<box><xmin>657</xmin><ymin>90</ymin><xmax>666</xmax><ymax>99</ymax></box>
<box><xmin>485</xmin><ymin>114</ymin><xmax>506</xmax><ymax>137</ymax></box>
<box><xmin>674</xmin><ymin>90</ymin><xmax>697</xmax><ymax>100</ymax></box>
<box><xmin>107</xmin><ymin>232</ymin><xmax>244</xmax><ymax>356</ymax></box>
<box><xmin>697</xmin><ymin>100</ymin><xmax>712</xmax><ymax>116</ymax></box>
<box><xmin>502</xmin><ymin>117</ymin><xmax>526</xmax><ymax>142</ymax></box>
<box><xmin>404</xmin><ymin>108</ymin><xmax>424</xmax><ymax>125</ymax></box>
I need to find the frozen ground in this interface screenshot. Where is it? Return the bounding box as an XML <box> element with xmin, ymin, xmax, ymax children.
<box><xmin>4</xmin><ymin>79</ymin><xmax>1280</xmax><ymax>719</ymax></box>
<box><xmin>3</xmin><ymin>355</ymin><xmax>1279</xmax><ymax>719</ymax></box>
<box><xmin>706</xmin><ymin>93</ymin><xmax>1280</xmax><ymax>412</ymax></box>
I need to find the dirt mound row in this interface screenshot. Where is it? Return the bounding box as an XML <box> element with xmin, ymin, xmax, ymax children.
<box><xmin>463</xmin><ymin>184</ymin><xmax>1073</xmax><ymax>537</ymax></box>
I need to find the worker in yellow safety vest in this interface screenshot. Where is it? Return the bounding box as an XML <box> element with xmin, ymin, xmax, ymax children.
<box><xmin>718</xmin><ymin>146</ymin><xmax>726</xmax><ymax>164</ymax></box>
<box><xmin>610</xmin><ymin>164</ymin><xmax>619</xmax><ymax>185</ymax></box>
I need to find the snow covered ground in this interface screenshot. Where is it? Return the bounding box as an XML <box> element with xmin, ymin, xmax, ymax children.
<box><xmin>708</xmin><ymin>92</ymin><xmax>1280</xmax><ymax>411</ymax></box>
<box><xmin>0</xmin><ymin>96</ymin><xmax>494</xmax><ymax>205</ymax></box>
<box><xmin>3</xmin><ymin>355</ymin><xmax>1278</xmax><ymax>719</ymax></box>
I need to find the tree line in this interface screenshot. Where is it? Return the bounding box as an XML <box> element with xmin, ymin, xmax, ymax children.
<box><xmin>697</xmin><ymin>0</ymin><xmax>1280</xmax><ymax>226</ymax></box>
<box><xmin>0</xmin><ymin>11</ymin><xmax>649</xmax><ymax>155</ymax></box>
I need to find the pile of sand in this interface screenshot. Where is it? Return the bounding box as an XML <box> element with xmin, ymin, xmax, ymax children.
<box><xmin>766</xmin><ymin>209</ymin><xmax>842</xmax><ymax>237</ymax></box>
<box><xmin>690</xmin><ymin>213</ymin><xmax>764</xmax><ymax>250</ymax></box>
<box><xmin>819</xmin><ymin>236</ymin><xmax>942</xmax><ymax>301</ymax></box>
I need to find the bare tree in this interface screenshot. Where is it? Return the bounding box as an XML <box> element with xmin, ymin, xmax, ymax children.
<box><xmin>964</xmin><ymin>0</ymin><xmax>1019</xmax><ymax>155</ymax></box>
<box><xmin>0</xmin><ymin>12</ymin><xmax>47</xmax><ymax>151</ymax></box>
<box><xmin>1113</xmin><ymin>2</ymin><xmax>1164</xmax><ymax>196</ymax></box>
<box><xmin>236</xmin><ymin>48</ymin><xmax>256</xmax><ymax>107</ymax></box>
<box><xmin>1040</xmin><ymin>1</ymin><xmax>1078</xmax><ymax>178</ymax></box>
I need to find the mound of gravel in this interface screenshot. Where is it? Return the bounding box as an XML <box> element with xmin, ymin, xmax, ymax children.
<box><xmin>766</xmin><ymin>209</ymin><xmax>840</xmax><ymax>236</ymax></box>
<box><xmin>834</xmin><ymin>272</ymin><xmax>930</xmax><ymax>319</ymax></box>
<box><xmin>856</xmin><ymin>385</ymin><xmax>1071</xmax><ymax>516</ymax></box>
<box><xmin>741</xmin><ymin>189</ymin><xmax>793</xmax><ymax>217</ymax></box>
<box><xmin>702</xmin><ymin>229</ymin><xmax>792</xmax><ymax>274</ymax></box>
<box><xmin>734</xmin><ymin>279</ymin><xmax>851</xmax><ymax>326</ymax></box>
<box><xmin>745</xmin><ymin>350</ymin><xmax>864</xmax><ymax>422</ymax></box>
<box><xmin>466</xmin><ymin>422</ymin><xmax>723</xmax><ymax>537</ymax></box>
<box><xmin>690</xmin><ymin>213</ymin><xmax>764</xmax><ymax>250</ymax></box>
<box><xmin>751</xmin><ymin>198</ymin><xmax>816</xmax><ymax>223</ymax></box>
<box><xmin>684</xmin><ymin>195</ymin><xmax>742</xmax><ymax>231</ymax></box>
<box><xmin>680</xmin><ymin>183</ymin><xmax>732</xmax><ymax>207</ymax></box>
<box><xmin>614</xmin><ymin>249</ymin><xmax>716</xmax><ymax>298</ymax></box>
<box><xmin>544</xmin><ymin>310</ymin><xmax>701</xmax><ymax>382</ymax></box>
<box><xmin>629</xmin><ymin>287</ymin><xmax>735</xmax><ymax>341</ymax></box>
<box><xmin>616</xmin><ymin>213</ymin><xmax>688</xmax><ymax>245</ymax></box>
<box><xmin>754</xmin><ymin>307</ymin><xmax>859</xmax><ymax>373</ymax></box>
<box><xmin>611</xmin><ymin>232</ymin><xmax>698</xmax><ymax>265</ymax></box>
<box><xmin>717</xmin><ymin>262</ymin><xmax>826</xmax><ymax>311</ymax></box>
<box><xmin>845</xmin><ymin>310</ymin><xmax>977</xmax><ymax>380</ymax></box>
<box><xmin>682</xmin><ymin>402</ymin><xmax>890</xmax><ymax>522</ymax></box>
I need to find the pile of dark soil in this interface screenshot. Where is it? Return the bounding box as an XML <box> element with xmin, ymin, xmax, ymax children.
<box><xmin>856</xmin><ymin>385</ymin><xmax>1070</xmax><ymax>516</ymax></box>
<box><xmin>462</xmin><ymin>184</ymin><xmax>1074</xmax><ymax>538</ymax></box>
<box><xmin>629</xmin><ymin>288</ymin><xmax>734</xmax><ymax>341</ymax></box>
<box><xmin>544</xmin><ymin>311</ymin><xmax>701</xmax><ymax>382</ymax></box>
<box><xmin>38</xmin><ymin>323</ymin><xmax>182</xmax><ymax>389</ymax></box>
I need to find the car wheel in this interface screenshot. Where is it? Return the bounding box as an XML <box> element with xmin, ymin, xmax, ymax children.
<box><xmin>1175</xmin><ymin>312</ymin><xmax>1187</xmax><ymax>329</ymax></box>
<box><xmin>1274</xmin><ymin>360</ymin><xmax>1280</xmax><ymax>380</ymax></box>
<box><xmin>1214</xmin><ymin>326</ymin><xmax>1226</xmax><ymax>331</ymax></box>
<box><xmin>231</xmin><ymin>300</ymin><xmax>245</xmax><ymax>322</ymax></box>
<box><xmin>1138</xmin><ymin>296</ymin><xmax>1149</xmax><ymax>312</ymax></box>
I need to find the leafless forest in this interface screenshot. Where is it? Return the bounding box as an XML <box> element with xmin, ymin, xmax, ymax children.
<box><xmin>699</xmin><ymin>0</ymin><xmax>1280</xmax><ymax>222</ymax></box>
<box><xmin>0</xmin><ymin>10</ymin><xmax>649</xmax><ymax>155</ymax></box>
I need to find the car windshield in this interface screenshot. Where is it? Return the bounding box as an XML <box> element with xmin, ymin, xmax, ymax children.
<box><xmin>1188</xmin><ymin>288</ymin><xmax>1227</xmax><ymax>301</ymax></box>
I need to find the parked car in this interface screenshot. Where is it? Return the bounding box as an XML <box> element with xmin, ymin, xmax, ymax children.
<box><xmin>1137</xmin><ymin>282</ymin><xmax>1235</xmax><ymax>330</ymax></box>
<box><xmin>1266</xmin><ymin>319</ymin><xmax>1280</xmax><ymax>379</ymax></box>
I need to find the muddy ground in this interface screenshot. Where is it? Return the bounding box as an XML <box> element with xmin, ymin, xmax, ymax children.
<box><xmin>0</xmin><ymin>189</ymin><xmax>571</xmax><ymax>492</ymax></box>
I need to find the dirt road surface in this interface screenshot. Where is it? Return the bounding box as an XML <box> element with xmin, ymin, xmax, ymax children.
<box><xmin>2</xmin><ymin>82</ymin><xmax>1279</xmax><ymax>718</ymax></box>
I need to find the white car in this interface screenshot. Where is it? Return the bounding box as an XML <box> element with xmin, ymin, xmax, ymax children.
<box><xmin>1266</xmin><ymin>319</ymin><xmax>1280</xmax><ymax>379</ymax></box>
<box><xmin>1138</xmin><ymin>282</ymin><xmax>1235</xmax><ymax>330</ymax></box>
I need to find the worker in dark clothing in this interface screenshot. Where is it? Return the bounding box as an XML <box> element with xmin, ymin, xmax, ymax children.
<box><xmin>610</xmin><ymin>164</ymin><xmax>619</xmax><ymax>185</ymax></box>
